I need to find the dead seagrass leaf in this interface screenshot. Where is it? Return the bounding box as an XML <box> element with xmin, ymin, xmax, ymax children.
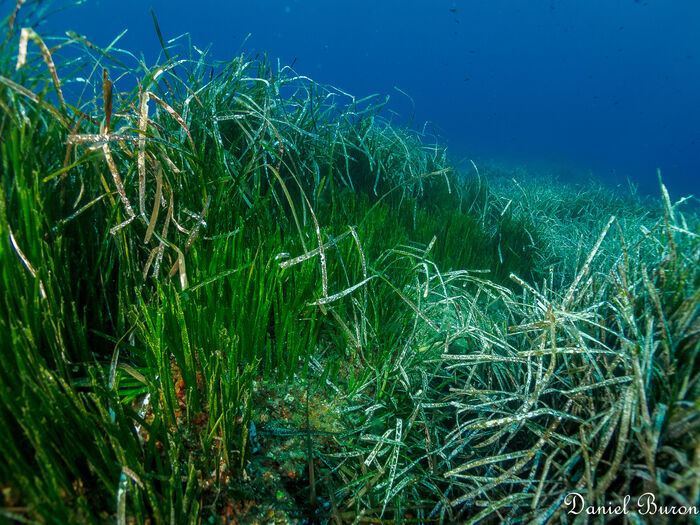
<box><xmin>103</xmin><ymin>68</ymin><xmax>113</xmax><ymax>133</ymax></box>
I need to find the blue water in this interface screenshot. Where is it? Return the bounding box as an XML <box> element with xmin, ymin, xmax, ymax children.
<box><xmin>35</xmin><ymin>0</ymin><xmax>700</xmax><ymax>198</ymax></box>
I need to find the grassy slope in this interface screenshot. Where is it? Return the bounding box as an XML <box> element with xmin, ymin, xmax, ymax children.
<box><xmin>1</xmin><ymin>3</ymin><xmax>699</xmax><ymax>523</ymax></box>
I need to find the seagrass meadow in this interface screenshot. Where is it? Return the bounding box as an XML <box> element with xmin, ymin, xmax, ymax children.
<box><xmin>1</xmin><ymin>3</ymin><xmax>700</xmax><ymax>524</ymax></box>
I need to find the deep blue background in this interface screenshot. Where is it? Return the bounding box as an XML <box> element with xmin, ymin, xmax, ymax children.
<box><xmin>33</xmin><ymin>0</ymin><xmax>700</xmax><ymax>198</ymax></box>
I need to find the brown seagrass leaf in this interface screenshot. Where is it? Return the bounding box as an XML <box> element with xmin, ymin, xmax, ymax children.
<box><xmin>103</xmin><ymin>68</ymin><xmax>113</xmax><ymax>132</ymax></box>
<box><xmin>16</xmin><ymin>28</ymin><xmax>66</xmax><ymax>111</ymax></box>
